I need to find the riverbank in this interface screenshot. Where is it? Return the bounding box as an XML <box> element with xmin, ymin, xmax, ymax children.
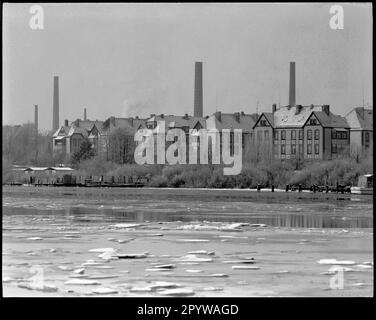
<box><xmin>2</xmin><ymin>185</ymin><xmax>374</xmax><ymax>204</ymax></box>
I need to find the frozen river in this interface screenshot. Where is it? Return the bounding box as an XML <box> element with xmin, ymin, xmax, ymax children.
<box><xmin>2</xmin><ymin>186</ymin><xmax>373</xmax><ymax>297</ymax></box>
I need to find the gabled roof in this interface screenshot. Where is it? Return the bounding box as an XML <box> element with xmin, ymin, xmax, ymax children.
<box><xmin>67</xmin><ymin>126</ymin><xmax>89</xmax><ymax>137</ymax></box>
<box><xmin>147</xmin><ymin>115</ymin><xmax>207</xmax><ymax>131</ymax></box>
<box><xmin>52</xmin><ymin>126</ymin><xmax>70</xmax><ymax>138</ymax></box>
<box><xmin>207</xmin><ymin>112</ymin><xmax>257</xmax><ymax>133</ymax></box>
<box><xmin>308</xmin><ymin>111</ymin><xmax>350</xmax><ymax>128</ymax></box>
<box><xmin>345</xmin><ymin>107</ymin><xmax>373</xmax><ymax>130</ymax></box>
<box><xmin>273</xmin><ymin>105</ymin><xmax>323</xmax><ymax>128</ymax></box>
<box><xmin>102</xmin><ymin>117</ymin><xmax>148</xmax><ymax>133</ymax></box>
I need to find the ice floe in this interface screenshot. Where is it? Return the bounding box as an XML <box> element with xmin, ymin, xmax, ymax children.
<box><xmin>65</xmin><ymin>279</ymin><xmax>100</xmax><ymax>285</ymax></box>
<box><xmin>317</xmin><ymin>259</ymin><xmax>356</xmax><ymax>265</ymax></box>
<box><xmin>158</xmin><ymin>288</ymin><xmax>195</xmax><ymax>296</ymax></box>
<box><xmin>232</xmin><ymin>266</ymin><xmax>260</xmax><ymax>270</ymax></box>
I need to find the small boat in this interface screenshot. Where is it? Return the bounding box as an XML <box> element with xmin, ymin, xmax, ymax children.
<box><xmin>351</xmin><ymin>174</ymin><xmax>373</xmax><ymax>195</ymax></box>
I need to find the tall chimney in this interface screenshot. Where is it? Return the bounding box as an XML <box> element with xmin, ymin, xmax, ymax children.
<box><xmin>34</xmin><ymin>105</ymin><xmax>38</xmax><ymax>133</ymax></box>
<box><xmin>289</xmin><ymin>62</ymin><xmax>296</xmax><ymax>107</ymax></box>
<box><xmin>194</xmin><ymin>61</ymin><xmax>203</xmax><ymax>117</ymax></box>
<box><xmin>84</xmin><ymin>108</ymin><xmax>87</xmax><ymax>121</ymax></box>
<box><xmin>52</xmin><ymin>76</ymin><xmax>59</xmax><ymax>132</ymax></box>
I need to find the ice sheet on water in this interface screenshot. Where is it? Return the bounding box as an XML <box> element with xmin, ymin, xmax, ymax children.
<box><xmin>317</xmin><ymin>259</ymin><xmax>356</xmax><ymax>265</ymax></box>
<box><xmin>112</xmin><ymin>223</ymin><xmax>141</xmax><ymax>229</ymax></box>
<box><xmin>177</xmin><ymin>254</ymin><xmax>213</xmax><ymax>263</ymax></box>
<box><xmin>65</xmin><ymin>279</ymin><xmax>101</xmax><ymax>285</ymax></box>
<box><xmin>92</xmin><ymin>287</ymin><xmax>118</xmax><ymax>295</ymax></box>
<box><xmin>158</xmin><ymin>288</ymin><xmax>195</xmax><ymax>296</ymax></box>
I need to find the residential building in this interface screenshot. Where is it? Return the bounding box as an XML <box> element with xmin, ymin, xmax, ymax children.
<box><xmin>253</xmin><ymin>104</ymin><xmax>350</xmax><ymax>161</ymax></box>
<box><xmin>345</xmin><ymin>107</ymin><xmax>373</xmax><ymax>153</ymax></box>
<box><xmin>206</xmin><ymin>111</ymin><xmax>258</xmax><ymax>155</ymax></box>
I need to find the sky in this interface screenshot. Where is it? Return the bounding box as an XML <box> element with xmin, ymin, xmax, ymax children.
<box><xmin>3</xmin><ymin>3</ymin><xmax>373</xmax><ymax>131</ymax></box>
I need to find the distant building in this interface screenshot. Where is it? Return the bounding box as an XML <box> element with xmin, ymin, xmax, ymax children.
<box><xmin>52</xmin><ymin>119</ymin><xmax>103</xmax><ymax>156</ymax></box>
<box><xmin>253</xmin><ymin>104</ymin><xmax>350</xmax><ymax>160</ymax></box>
<box><xmin>345</xmin><ymin>107</ymin><xmax>373</xmax><ymax>153</ymax></box>
<box><xmin>144</xmin><ymin>113</ymin><xmax>206</xmax><ymax>163</ymax></box>
<box><xmin>206</xmin><ymin>111</ymin><xmax>258</xmax><ymax>154</ymax></box>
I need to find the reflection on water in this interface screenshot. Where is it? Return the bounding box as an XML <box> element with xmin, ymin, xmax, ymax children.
<box><xmin>2</xmin><ymin>205</ymin><xmax>372</xmax><ymax>229</ymax></box>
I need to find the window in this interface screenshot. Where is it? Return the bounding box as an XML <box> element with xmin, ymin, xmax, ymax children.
<box><xmin>314</xmin><ymin>129</ymin><xmax>320</xmax><ymax>140</ymax></box>
<box><xmin>281</xmin><ymin>130</ymin><xmax>286</xmax><ymax>140</ymax></box>
<box><xmin>307</xmin><ymin>129</ymin><xmax>312</xmax><ymax>140</ymax></box>
<box><xmin>365</xmin><ymin>132</ymin><xmax>370</xmax><ymax>148</ymax></box>
<box><xmin>264</xmin><ymin>130</ymin><xmax>269</xmax><ymax>140</ymax></box>
<box><xmin>257</xmin><ymin>131</ymin><xmax>262</xmax><ymax>141</ymax></box>
<box><xmin>274</xmin><ymin>131</ymin><xmax>279</xmax><ymax>140</ymax></box>
<box><xmin>314</xmin><ymin>144</ymin><xmax>319</xmax><ymax>154</ymax></box>
<box><xmin>291</xmin><ymin>144</ymin><xmax>296</xmax><ymax>155</ymax></box>
<box><xmin>260</xmin><ymin>120</ymin><xmax>267</xmax><ymax>126</ymax></box>
<box><xmin>332</xmin><ymin>144</ymin><xmax>337</xmax><ymax>153</ymax></box>
<box><xmin>332</xmin><ymin>131</ymin><xmax>337</xmax><ymax>139</ymax></box>
<box><xmin>307</xmin><ymin>144</ymin><xmax>312</xmax><ymax>154</ymax></box>
<box><xmin>310</xmin><ymin>118</ymin><xmax>317</xmax><ymax>125</ymax></box>
<box><xmin>291</xmin><ymin>130</ymin><xmax>296</xmax><ymax>140</ymax></box>
<box><xmin>299</xmin><ymin>130</ymin><xmax>303</xmax><ymax>140</ymax></box>
<box><xmin>281</xmin><ymin>144</ymin><xmax>286</xmax><ymax>155</ymax></box>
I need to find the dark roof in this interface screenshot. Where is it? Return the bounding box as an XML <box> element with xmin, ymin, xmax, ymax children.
<box><xmin>345</xmin><ymin>107</ymin><xmax>373</xmax><ymax>130</ymax></box>
<box><xmin>312</xmin><ymin>111</ymin><xmax>350</xmax><ymax>128</ymax></box>
<box><xmin>207</xmin><ymin>112</ymin><xmax>258</xmax><ymax>132</ymax></box>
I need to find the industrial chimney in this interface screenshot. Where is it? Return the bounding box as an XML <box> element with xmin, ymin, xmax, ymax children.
<box><xmin>34</xmin><ymin>105</ymin><xmax>38</xmax><ymax>133</ymax></box>
<box><xmin>84</xmin><ymin>108</ymin><xmax>87</xmax><ymax>121</ymax></box>
<box><xmin>289</xmin><ymin>62</ymin><xmax>296</xmax><ymax>107</ymax></box>
<box><xmin>52</xmin><ymin>76</ymin><xmax>59</xmax><ymax>132</ymax></box>
<box><xmin>194</xmin><ymin>61</ymin><xmax>203</xmax><ymax>117</ymax></box>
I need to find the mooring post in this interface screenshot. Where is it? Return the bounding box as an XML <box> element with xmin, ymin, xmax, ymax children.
<box><xmin>271</xmin><ymin>184</ymin><xmax>274</xmax><ymax>192</ymax></box>
<box><xmin>257</xmin><ymin>184</ymin><xmax>261</xmax><ymax>192</ymax></box>
<box><xmin>285</xmin><ymin>184</ymin><xmax>289</xmax><ymax>192</ymax></box>
<box><xmin>298</xmin><ymin>184</ymin><xmax>302</xmax><ymax>192</ymax></box>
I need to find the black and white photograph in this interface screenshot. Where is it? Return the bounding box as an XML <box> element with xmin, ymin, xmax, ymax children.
<box><xmin>2</xmin><ymin>2</ymin><xmax>373</xmax><ymax>301</ymax></box>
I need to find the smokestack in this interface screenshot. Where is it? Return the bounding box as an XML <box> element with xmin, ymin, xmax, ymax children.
<box><xmin>289</xmin><ymin>62</ymin><xmax>296</xmax><ymax>107</ymax></box>
<box><xmin>52</xmin><ymin>76</ymin><xmax>59</xmax><ymax>132</ymax></box>
<box><xmin>84</xmin><ymin>108</ymin><xmax>87</xmax><ymax>121</ymax></box>
<box><xmin>194</xmin><ymin>61</ymin><xmax>203</xmax><ymax>117</ymax></box>
<box><xmin>34</xmin><ymin>105</ymin><xmax>38</xmax><ymax>133</ymax></box>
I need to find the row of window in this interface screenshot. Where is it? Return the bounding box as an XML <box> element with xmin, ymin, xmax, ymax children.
<box><xmin>280</xmin><ymin>144</ymin><xmax>320</xmax><ymax>155</ymax></box>
<box><xmin>274</xmin><ymin>129</ymin><xmax>320</xmax><ymax>141</ymax></box>
<box><xmin>332</xmin><ymin>131</ymin><xmax>348</xmax><ymax>140</ymax></box>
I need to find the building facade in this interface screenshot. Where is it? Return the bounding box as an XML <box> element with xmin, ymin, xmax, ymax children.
<box><xmin>345</xmin><ymin>107</ymin><xmax>373</xmax><ymax>154</ymax></box>
<box><xmin>253</xmin><ymin>104</ymin><xmax>350</xmax><ymax>161</ymax></box>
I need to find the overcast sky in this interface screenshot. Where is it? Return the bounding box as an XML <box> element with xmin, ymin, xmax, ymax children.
<box><xmin>3</xmin><ymin>3</ymin><xmax>373</xmax><ymax>131</ymax></box>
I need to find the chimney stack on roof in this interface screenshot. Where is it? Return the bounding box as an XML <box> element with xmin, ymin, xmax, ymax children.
<box><xmin>295</xmin><ymin>105</ymin><xmax>303</xmax><ymax>115</ymax></box>
<box><xmin>234</xmin><ymin>112</ymin><xmax>240</xmax><ymax>123</ymax></box>
<box><xmin>289</xmin><ymin>62</ymin><xmax>296</xmax><ymax>107</ymax></box>
<box><xmin>64</xmin><ymin>119</ymin><xmax>68</xmax><ymax>127</ymax></box>
<box><xmin>272</xmin><ymin>104</ymin><xmax>277</xmax><ymax>113</ymax></box>
<box><xmin>322</xmin><ymin>105</ymin><xmax>330</xmax><ymax>116</ymax></box>
<box><xmin>215</xmin><ymin>111</ymin><xmax>222</xmax><ymax>122</ymax></box>
<box><xmin>194</xmin><ymin>61</ymin><xmax>203</xmax><ymax>117</ymax></box>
